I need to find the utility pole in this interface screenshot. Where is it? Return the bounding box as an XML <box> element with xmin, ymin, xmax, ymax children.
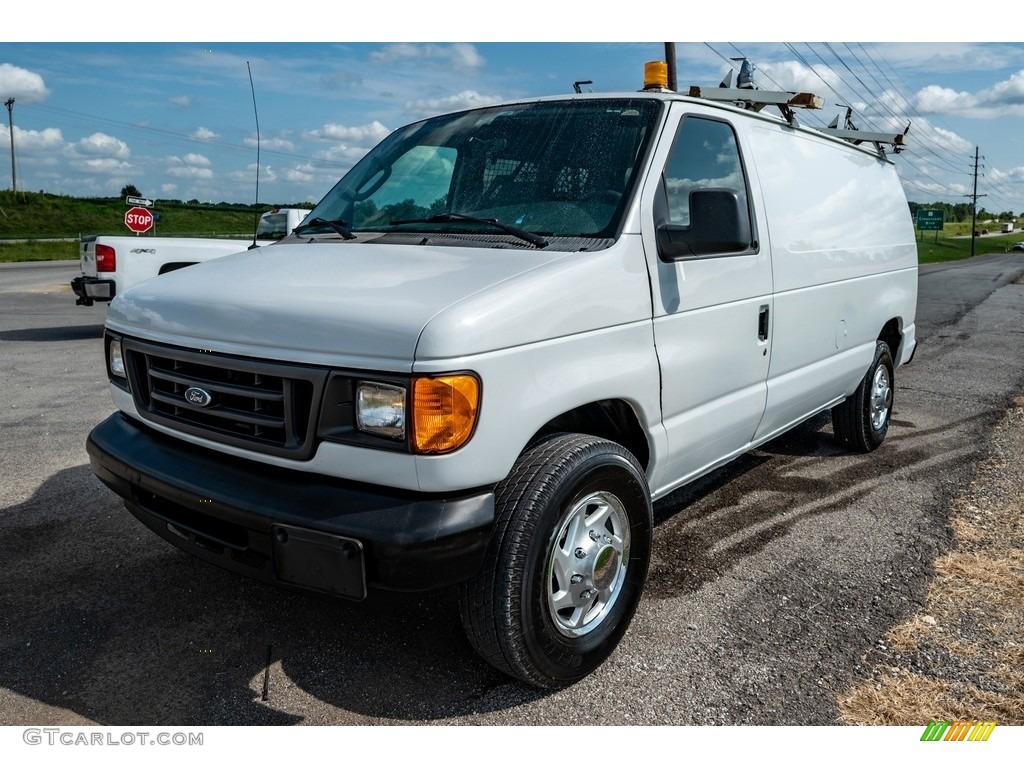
<box><xmin>4</xmin><ymin>98</ymin><xmax>14</xmax><ymax>194</ymax></box>
<box><xmin>965</xmin><ymin>146</ymin><xmax>986</xmax><ymax>259</ymax></box>
<box><xmin>664</xmin><ymin>42</ymin><xmax>677</xmax><ymax>91</ymax></box>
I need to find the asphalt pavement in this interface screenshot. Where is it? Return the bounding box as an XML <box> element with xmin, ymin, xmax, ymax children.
<box><xmin>0</xmin><ymin>256</ymin><xmax>1022</xmax><ymax>725</ymax></box>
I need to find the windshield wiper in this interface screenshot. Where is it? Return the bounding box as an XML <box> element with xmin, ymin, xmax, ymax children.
<box><xmin>293</xmin><ymin>217</ymin><xmax>357</xmax><ymax>240</ymax></box>
<box><xmin>389</xmin><ymin>212</ymin><xmax>549</xmax><ymax>248</ymax></box>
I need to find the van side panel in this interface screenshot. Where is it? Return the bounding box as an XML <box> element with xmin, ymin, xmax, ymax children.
<box><xmin>745</xmin><ymin>123</ymin><xmax>917</xmax><ymax>439</ymax></box>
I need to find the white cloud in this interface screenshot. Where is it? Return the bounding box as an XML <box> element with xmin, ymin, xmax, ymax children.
<box><xmin>929</xmin><ymin>125</ymin><xmax>973</xmax><ymax>154</ymax></box>
<box><xmin>370</xmin><ymin>43</ymin><xmax>484</xmax><ymax>70</ymax></box>
<box><xmin>305</xmin><ymin>120</ymin><xmax>390</xmax><ymax>144</ymax></box>
<box><xmin>879</xmin><ymin>43</ymin><xmax>1023</xmax><ymax>75</ymax></box>
<box><xmin>0</xmin><ymin>63</ymin><xmax>49</xmax><ymax>101</ymax></box>
<box><xmin>167</xmin><ymin>165</ymin><xmax>213</xmax><ymax>179</ymax></box>
<box><xmin>192</xmin><ymin>126</ymin><xmax>218</xmax><ymax>140</ymax></box>
<box><xmin>167</xmin><ymin>153</ymin><xmax>214</xmax><ymax>179</ymax></box>
<box><xmin>757</xmin><ymin>60</ymin><xmax>842</xmax><ymax>96</ymax></box>
<box><xmin>170</xmin><ymin>95</ymin><xmax>191</xmax><ymax>107</ymax></box>
<box><xmin>76</xmin><ymin>157</ymin><xmax>133</xmax><ymax>175</ymax></box>
<box><xmin>1</xmin><ymin>125</ymin><xmax>64</xmax><ymax>153</ymax></box>
<box><xmin>981</xmin><ymin>69</ymin><xmax>1024</xmax><ymax>105</ymax></box>
<box><xmin>161</xmin><ymin>183</ymin><xmax>179</xmax><ymax>196</ymax></box>
<box><xmin>404</xmin><ymin>90</ymin><xmax>503</xmax><ymax>115</ymax></box>
<box><xmin>914</xmin><ymin>69</ymin><xmax>1024</xmax><ymax>117</ymax></box>
<box><xmin>63</xmin><ymin>132</ymin><xmax>133</xmax><ymax>175</ymax></box>
<box><xmin>285</xmin><ymin>167</ymin><xmax>314</xmax><ymax>183</ymax></box>
<box><xmin>229</xmin><ymin>163</ymin><xmax>277</xmax><ymax>184</ymax></box>
<box><xmin>915</xmin><ymin>85</ymin><xmax>967</xmax><ymax>115</ymax></box>
<box><xmin>312</xmin><ymin>145</ymin><xmax>372</xmax><ymax>166</ymax></box>
<box><xmin>244</xmin><ymin>136</ymin><xmax>296</xmax><ymax>152</ymax></box>
<box><xmin>73</xmin><ymin>132</ymin><xmax>131</xmax><ymax>160</ymax></box>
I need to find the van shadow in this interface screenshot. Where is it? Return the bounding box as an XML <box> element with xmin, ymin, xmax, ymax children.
<box><xmin>644</xmin><ymin>409</ymin><xmax>979</xmax><ymax>600</ymax></box>
<box><xmin>0</xmin><ymin>466</ymin><xmax>538</xmax><ymax>726</ymax></box>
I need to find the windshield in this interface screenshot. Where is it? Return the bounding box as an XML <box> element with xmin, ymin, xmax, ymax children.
<box><xmin>306</xmin><ymin>98</ymin><xmax>662</xmax><ymax>244</ymax></box>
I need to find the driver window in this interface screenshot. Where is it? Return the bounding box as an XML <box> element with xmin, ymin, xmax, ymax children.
<box><xmin>663</xmin><ymin>117</ymin><xmax>749</xmax><ymax>228</ymax></box>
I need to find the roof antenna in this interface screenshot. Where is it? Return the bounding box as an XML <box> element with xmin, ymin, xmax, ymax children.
<box><xmin>247</xmin><ymin>61</ymin><xmax>261</xmax><ymax>250</ymax></box>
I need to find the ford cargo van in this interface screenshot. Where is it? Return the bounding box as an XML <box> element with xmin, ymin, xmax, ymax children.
<box><xmin>87</xmin><ymin>72</ymin><xmax>917</xmax><ymax>688</ymax></box>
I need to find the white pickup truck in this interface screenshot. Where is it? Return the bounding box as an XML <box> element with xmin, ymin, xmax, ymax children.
<box><xmin>71</xmin><ymin>207</ymin><xmax>310</xmax><ymax>306</ymax></box>
<box><xmin>87</xmin><ymin>67</ymin><xmax>917</xmax><ymax>688</ymax></box>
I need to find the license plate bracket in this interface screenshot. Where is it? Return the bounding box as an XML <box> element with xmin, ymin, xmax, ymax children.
<box><xmin>272</xmin><ymin>524</ymin><xmax>366</xmax><ymax>600</ymax></box>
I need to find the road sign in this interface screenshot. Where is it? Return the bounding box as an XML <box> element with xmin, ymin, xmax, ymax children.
<box><xmin>125</xmin><ymin>206</ymin><xmax>154</xmax><ymax>234</ymax></box>
<box><xmin>916</xmin><ymin>209</ymin><xmax>944</xmax><ymax>231</ymax></box>
<box><xmin>126</xmin><ymin>195</ymin><xmax>154</xmax><ymax>207</ymax></box>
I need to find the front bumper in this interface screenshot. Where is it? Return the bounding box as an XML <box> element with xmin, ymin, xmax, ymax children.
<box><xmin>87</xmin><ymin>413</ymin><xmax>495</xmax><ymax>599</ymax></box>
<box><xmin>71</xmin><ymin>276</ymin><xmax>115</xmax><ymax>306</ymax></box>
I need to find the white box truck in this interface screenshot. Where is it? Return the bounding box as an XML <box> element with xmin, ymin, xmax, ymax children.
<box><xmin>86</xmin><ymin>66</ymin><xmax>917</xmax><ymax>688</ymax></box>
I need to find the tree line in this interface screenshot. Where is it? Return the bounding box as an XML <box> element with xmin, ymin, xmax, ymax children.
<box><xmin>908</xmin><ymin>201</ymin><xmax>1018</xmax><ymax>223</ymax></box>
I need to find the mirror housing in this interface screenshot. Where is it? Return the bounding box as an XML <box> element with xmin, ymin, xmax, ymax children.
<box><xmin>657</xmin><ymin>188</ymin><xmax>752</xmax><ymax>260</ymax></box>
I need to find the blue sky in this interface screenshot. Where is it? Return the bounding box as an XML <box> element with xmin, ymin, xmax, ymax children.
<box><xmin>3</xmin><ymin>15</ymin><xmax>1023</xmax><ymax>213</ymax></box>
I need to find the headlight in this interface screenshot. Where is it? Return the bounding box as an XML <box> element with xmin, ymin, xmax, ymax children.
<box><xmin>108</xmin><ymin>336</ymin><xmax>126</xmax><ymax>379</ymax></box>
<box><xmin>355</xmin><ymin>382</ymin><xmax>406</xmax><ymax>439</ymax></box>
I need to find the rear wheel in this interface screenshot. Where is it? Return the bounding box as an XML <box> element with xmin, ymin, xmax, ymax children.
<box><xmin>832</xmin><ymin>340</ymin><xmax>894</xmax><ymax>452</ymax></box>
<box><xmin>459</xmin><ymin>433</ymin><xmax>652</xmax><ymax>688</ymax></box>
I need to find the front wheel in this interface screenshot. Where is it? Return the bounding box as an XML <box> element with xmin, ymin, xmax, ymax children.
<box><xmin>459</xmin><ymin>433</ymin><xmax>652</xmax><ymax>688</ymax></box>
<box><xmin>832</xmin><ymin>340</ymin><xmax>895</xmax><ymax>452</ymax></box>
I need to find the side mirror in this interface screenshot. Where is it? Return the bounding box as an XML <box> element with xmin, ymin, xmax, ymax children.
<box><xmin>657</xmin><ymin>188</ymin><xmax>751</xmax><ymax>260</ymax></box>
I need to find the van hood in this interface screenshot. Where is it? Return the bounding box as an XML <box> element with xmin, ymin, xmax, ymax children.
<box><xmin>107</xmin><ymin>238</ymin><xmax>651</xmax><ymax>369</ymax></box>
<box><xmin>106</xmin><ymin>242</ymin><xmax>565</xmax><ymax>368</ymax></box>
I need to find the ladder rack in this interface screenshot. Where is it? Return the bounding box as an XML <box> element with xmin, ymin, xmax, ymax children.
<box><xmin>686</xmin><ymin>85</ymin><xmax>824</xmax><ymax>124</ymax></box>
<box><xmin>686</xmin><ymin>86</ymin><xmax>909</xmax><ymax>158</ymax></box>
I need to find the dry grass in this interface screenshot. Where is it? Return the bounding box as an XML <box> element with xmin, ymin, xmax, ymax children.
<box><xmin>839</xmin><ymin>672</ymin><xmax>1022</xmax><ymax>726</ymax></box>
<box><xmin>837</xmin><ymin>405</ymin><xmax>1024</xmax><ymax>725</ymax></box>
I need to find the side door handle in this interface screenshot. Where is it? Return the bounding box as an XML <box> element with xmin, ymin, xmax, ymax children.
<box><xmin>758</xmin><ymin>304</ymin><xmax>770</xmax><ymax>342</ymax></box>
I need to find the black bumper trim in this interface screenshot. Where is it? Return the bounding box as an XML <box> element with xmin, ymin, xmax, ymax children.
<box><xmin>71</xmin><ymin>276</ymin><xmax>115</xmax><ymax>306</ymax></box>
<box><xmin>87</xmin><ymin>413</ymin><xmax>495</xmax><ymax>596</ymax></box>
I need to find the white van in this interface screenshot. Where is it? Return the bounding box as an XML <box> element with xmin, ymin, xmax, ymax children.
<box><xmin>87</xmin><ymin>69</ymin><xmax>917</xmax><ymax>688</ymax></box>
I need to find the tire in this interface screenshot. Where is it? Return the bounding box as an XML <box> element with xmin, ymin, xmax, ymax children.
<box><xmin>831</xmin><ymin>340</ymin><xmax>895</xmax><ymax>452</ymax></box>
<box><xmin>459</xmin><ymin>433</ymin><xmax>652</xmax><ymax>689</ymax></box>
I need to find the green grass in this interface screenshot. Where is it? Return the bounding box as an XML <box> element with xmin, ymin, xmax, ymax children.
<box><xmin>0</xmin><ymin>240</ymin><xmax>79</xmax><ymax>262</ymax></box>
<box><xmin>0</xmin><ymin>190</ymin><xmax>304</xmax><ymax>240</ymax></box>
<box><xmin>0</xmin><ymin>190</ymin><xmax>312</xmax><ymax>262</ymax></box>
<box><xmin>916</xmin><ymin>232</ymin><xmax>1023</xmax><ymax>264</ymax></box>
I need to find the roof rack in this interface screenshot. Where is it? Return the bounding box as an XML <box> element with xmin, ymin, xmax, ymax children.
<box><xmin>688</xmin><ymin>60</ymin><xmax>910</xmax><ymax>158</ymax></box>
<box><xmin>688</xmin><ymin>59</ymin><xmax>823</xmax><ymax>125</ymax></box>
<box><xmin>687</xmin><ymin>84</ymin><xmax>823</xmax><ymax>124</ymax></box>
<box><xmin>817</xmin><ymin>106</ymin><xmax>910</xmax><ymax>158</ymax></box>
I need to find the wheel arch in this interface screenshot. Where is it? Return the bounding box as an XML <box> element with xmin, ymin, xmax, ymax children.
<box><xmin>878</xmin><ymin>317</ymin><xmax>902</xmax><ymax>363</ymax></box>
<box><xmin>528</xmin><ymin>399</ymin><xmax>651</xmax><ymax>471</ymax></box>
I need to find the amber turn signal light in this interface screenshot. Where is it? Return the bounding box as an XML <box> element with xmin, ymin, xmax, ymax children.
<box><xmin>412</xmin><ymin>374</ymin><xmax>480</xmax><ymax>454</ymax></box>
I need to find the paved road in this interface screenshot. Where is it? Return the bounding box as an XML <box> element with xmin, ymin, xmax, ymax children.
<box><xmin>1</xmin><ymin>256</ymin><xmax>1022</xmax><ymax>726</ymax></box>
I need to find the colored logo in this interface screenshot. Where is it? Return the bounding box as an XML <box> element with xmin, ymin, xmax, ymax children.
<box><xmin>184</xmin><ymin>387</ymin><xmax>213</xmax><ymax>407</ymax></box>
<box><xmin>921</xmin><ymin>721</ymin><xmax>996</xmax><ymax>742</ymax></box>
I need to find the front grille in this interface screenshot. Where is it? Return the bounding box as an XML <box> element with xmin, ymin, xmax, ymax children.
<box><xmin>123</xmin><ymin>338</ymin><xmax>328</xmax><ymax>459</ymax></box>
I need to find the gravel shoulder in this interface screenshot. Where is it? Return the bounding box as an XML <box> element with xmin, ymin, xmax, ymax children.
<box><xmin>838</xmin><ymin>394</ymin><xmax>1024</xmax><ymax>725</ymax></box>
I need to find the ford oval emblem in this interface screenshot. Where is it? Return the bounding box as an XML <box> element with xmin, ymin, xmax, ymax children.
<box><xmin>184</xmin><ymin>387</ymin><xmax>213</xmax><ymax>407</ymax></box>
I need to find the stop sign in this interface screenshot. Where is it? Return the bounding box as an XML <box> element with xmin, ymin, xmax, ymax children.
<box><xmin>125</xmin><ymin>206</ymin><xmax>154</xmax><ymax>234</ymax></box>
